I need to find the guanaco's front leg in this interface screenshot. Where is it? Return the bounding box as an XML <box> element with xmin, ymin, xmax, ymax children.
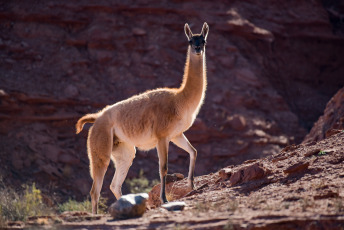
<box><xmin>172</xmin><ymin>133</ymin><xmax>197</xmax><ymax>190</ymax></box>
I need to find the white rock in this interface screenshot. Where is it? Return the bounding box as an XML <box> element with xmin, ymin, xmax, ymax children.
<box><xmin>108</xmin><ymin>193</ymin><xmax>149</xmax><ymax>219</ymax></box>
<box><xmin>161</xmin><ymin>201</ymin><xmax>186</xmax><ymax>211</ymax></box>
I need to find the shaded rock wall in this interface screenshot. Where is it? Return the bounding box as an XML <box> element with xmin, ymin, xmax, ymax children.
<box><xmin>0</xmin><ymin>0</ymin><xmax>343</xmax><ymax>201</ymax></box>
<box><xmin>303</xmin><ymin>87</ymin><xmax>344</xmax><ymax>143</ymax></box>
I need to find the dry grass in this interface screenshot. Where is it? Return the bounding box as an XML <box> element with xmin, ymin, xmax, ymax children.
<box><xmin>300</xmin><ymin>197</ymin><xmax>314</xmax><ymax>212</ymax></box>
<box><xmin>192</xmin><ymin>197</ymin><xmax>239</xmax><ymax>215</ymax></box>
<box><xmin>334</xmin><ymin>197</ymin><xmax>344</xmax><ymax>213</ymax></box>
<box><xmin>0</xmin><ymin>183</ymin><xmax>53</xmax><ymax>222</ymax></box>
<box><xmin>193</xmin><ymin>201</ymin><xmax>211</xmax><ymax>213</ymax></box>
<box><xmin>166</xmin><ymin>182</ymin><xmax>179</xmax><ymax>202</ymax></box>
<box><xmin>58</xmin><ymin>196</ymin><xmax>108</xmax><ymax>214</ymax></box>
<box><xmin>226</xmin><ymin>198</ymin><xmax>239</xmax><ymax>212</ymax></box>
<box><xmin>174</xmin><ymin>224</ymin><xmax>190</xmax><ymax>230</ymax></box>
<box><xmin>125</xmin><ymin>170</ymin><xmax>159</xmax><ymax>194</ymax></box>
<box><xmin>223</xmin><ymin>219</ymin><xmax>235</xmax><ymax>230</ymax></box>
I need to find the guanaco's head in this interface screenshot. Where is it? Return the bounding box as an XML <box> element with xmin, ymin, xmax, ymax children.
<box><xmin>184</xmin><ymin>22</ymin><xmax>209</xmax><ymax>56</ymax></box>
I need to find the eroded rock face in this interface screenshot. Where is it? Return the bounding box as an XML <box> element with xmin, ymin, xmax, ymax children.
<box><xmin>303</xmin><ymin>87</ymin><xmax>344</xmax><ymax>143</ymax></box>
<box><xmin>0</xmin><ymin>1</ymin><xmax>343</xmax><ymax>202</ymax></box>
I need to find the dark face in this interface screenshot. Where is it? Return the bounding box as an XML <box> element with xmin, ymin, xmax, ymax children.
<box><xmin>189</xmin><ymin>35</ymin><xmax>206</xmax><ymax>55</ymax></box>
<box><xmin>184</xmin><ymin>23</ymin><xmax>209</xmax><ymax>56</ymax></box>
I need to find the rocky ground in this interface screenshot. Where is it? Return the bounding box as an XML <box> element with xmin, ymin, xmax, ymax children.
<box><xmin>6</xmin><ymin>129</ymin><xmax>343</xmax><ymax>229</ymax></box>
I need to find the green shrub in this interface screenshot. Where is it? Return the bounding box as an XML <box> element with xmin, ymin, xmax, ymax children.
<box><xmin>318</xmin><ymin>150</ymin><xmax>327</xmax><ymax>156</ymax></box>
<box><xmin>125</xmin><ymin>170</ymin><xmax>159</xmax><ymax>194</ymax></box>
<box><xmin>58</xmin><ymin>196</ymin><xmax>108</xmax><ymax>214</ymax></box>
<box><xmin>0</xmin><ymin>183</ymin><xmax>52</xmax><ymax>222</ymax></box>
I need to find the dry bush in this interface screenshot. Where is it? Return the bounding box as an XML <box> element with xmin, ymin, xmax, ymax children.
<box><xmin>0</xmin><ymin>183</ymin><xmax>52</xmax><ymax>222</ymax></box>
<box><xmin>58</xmin><ymin>196</ymin><xmax>108</xmax><ymax>214</ymax></box>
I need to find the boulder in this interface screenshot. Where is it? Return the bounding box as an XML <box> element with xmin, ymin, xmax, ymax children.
<box><xmin>108</xmin><ymin>193</ymin><xmax>149</xmax><ymax>220</ymax></box>
<box><xmin>229</xmin><ymin>163</ymin><xmax>268</xmax><ymax>186</ymax></box>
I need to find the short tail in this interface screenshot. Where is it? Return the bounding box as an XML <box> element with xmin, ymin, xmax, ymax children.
<box><xmin>76</xmin><ymin>113</ymin><xmax>99</xmax><ymax>134</ymax></box>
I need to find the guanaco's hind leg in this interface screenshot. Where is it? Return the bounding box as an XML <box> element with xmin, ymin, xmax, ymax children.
<box><xmin>110</xmin><ymin>142</ymin><xmax>136</xmax><ymax>199</ymax></box>
<box><xmin>172</xmin><ymin>133</ymin><xmax>197</xmax><ymax>190</ymax></box>
<box><xmin>90</xmin><ymin>165</ymin><xmax>107</xmax><ymax>214</ymax></box>
<box><xmin>156</xmin><ymin>138</ymin><xmax>169</xmax><ymax>203</ymax></box>
<box><xmin>87</xmin><ymin>120</ymin><xmax>112</xmax><ymax>214</ymax></box>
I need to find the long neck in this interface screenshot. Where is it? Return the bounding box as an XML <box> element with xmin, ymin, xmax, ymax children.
<box><xmin>177</xmin><ymin>46</ymin><xmax>207</xmax><ymax>108</ymax></box>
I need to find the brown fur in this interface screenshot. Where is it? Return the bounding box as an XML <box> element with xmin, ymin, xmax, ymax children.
<box><xmin>76</xmin><ymin>113</ymin><xmax>99</xmax><ymax>134</ymax></box>
<box><xmin>76</xmin><ymin>22</ymin><xmax>209</xmax><ymax>214</ymax></box>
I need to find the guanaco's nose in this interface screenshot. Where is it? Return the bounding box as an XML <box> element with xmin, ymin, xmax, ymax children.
<box><xmin>195</xmin><ymin>46</ymin><xmax>201</xmax><ymax>53</ymax></box>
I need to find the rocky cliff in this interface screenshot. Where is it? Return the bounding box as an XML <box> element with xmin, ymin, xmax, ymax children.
<box><xmin>0</xmin><ymin>0</ymin><xmax>343</xmax><ymax>202</ymax></box>
<box><xmin>303</xmin><ymin>87</ymin><xmax>344</xmax><ymax>143</ymax></box>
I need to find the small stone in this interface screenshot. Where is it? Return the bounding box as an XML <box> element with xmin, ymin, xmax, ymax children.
<box><xmin>161</xmin><ymin>201</ymin><xmax>186</xmax><ymax>211</ymax></box>
<box><xmin>132</xmin><ymin>28</ymin><xmax>146</xmax><ymax>36</ymax></box>
<box><xmin>283</xmin><ymin>161</ymin><xmax>310</xmax><ymax>174</ymax></box>
<box><xmin>304</xmin><ymin>148</ymin><xmax>321</xmax><ymax>157</ymax></box>
<box><xmin>229</xmin><ymin>163</ymin><xmax>267</xmax><ymax>186</ymax></box>
<box><xmin>226</xmin><ymin>115</ymin><xmax>246</xmax><ymax>131</ymax></box>
<box><xmin>282</xmin><ymin>144</ymin><xmax>298</xmax><ymax>152</ymax></box>
<box><xmin>218</xmin><ymin>168</ymin><xmax>232</xmax><ymax>180</ymax></box>
<box><xmin>166</xmin><ymin>173</ymin><xmax>185</xmax><ymax>184</ymax></box>
<box><xmin>0</xmin><ymin>89</ymin><xmax>7</xmax><ymax>96</ymax></box>
<box><xmin>108</xmin><ymin>193</ymin><xmax>149</xmax><ymax>220</ymax></box>
<box><xmin>325</xmin><ymin>129</ymin><xmax>342</xmax><ymax>138</ymax></box>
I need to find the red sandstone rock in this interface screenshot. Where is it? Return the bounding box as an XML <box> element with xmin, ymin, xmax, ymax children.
<box><xmin>304</xmin><ymin>87</ymin><xmax>344</xmax><ymax>143</ymax></box>
<box><xmin>304</xmin><ymin>148</ymin><xmax>321</xmax><ymax>157</ymax></box>
<box><xmin>229</xmin><ymin>163</ymin><xmax>267</xmax><ymax>186</ymax></box>
<box><xmin>165</xmin><ymin>173</ymin><xmax>184</xmax><ymax>184</ymax></box>
<box><xmin>147</xmin><ymin>179</ymin><xmax>191</xmax><ymax>208</ymax></box>
<box><xmin>218</xmin><ymin>168</ymin><xmax>232</xmax><ymax>180</ymax></box>
<box><xmin>283</xmin><ymin>161</ymin><xmax>310</xmax><ymax>174</ymax></box>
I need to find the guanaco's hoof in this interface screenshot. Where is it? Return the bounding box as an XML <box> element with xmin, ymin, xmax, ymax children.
<box><xmin>188</xmin><ymin>184</ymin><xmax>195</xmax><ymax>191</ymax></box>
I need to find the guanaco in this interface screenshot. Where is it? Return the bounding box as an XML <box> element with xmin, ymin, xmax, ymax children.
<box><xmin>76</xmin><ymin>22</ymin><xmax>209</xmax><ymax>214</ymax></box>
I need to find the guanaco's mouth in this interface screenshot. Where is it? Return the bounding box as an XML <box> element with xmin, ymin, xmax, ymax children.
<box><xmin>195</xmin><ymin>51</ymin><xmax>202</xmax><ymax>55</ymax></box>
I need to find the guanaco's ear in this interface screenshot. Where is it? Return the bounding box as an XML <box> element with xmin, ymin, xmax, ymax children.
<box><xmin>201</xmin><ymin>22</ymin><xmax>209</xmax><ymax>40</ymax></box>
<box><xmin>184</xmin><ymin>23</ymin><xmax>193</xmax><ymax>40</ymax></box>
